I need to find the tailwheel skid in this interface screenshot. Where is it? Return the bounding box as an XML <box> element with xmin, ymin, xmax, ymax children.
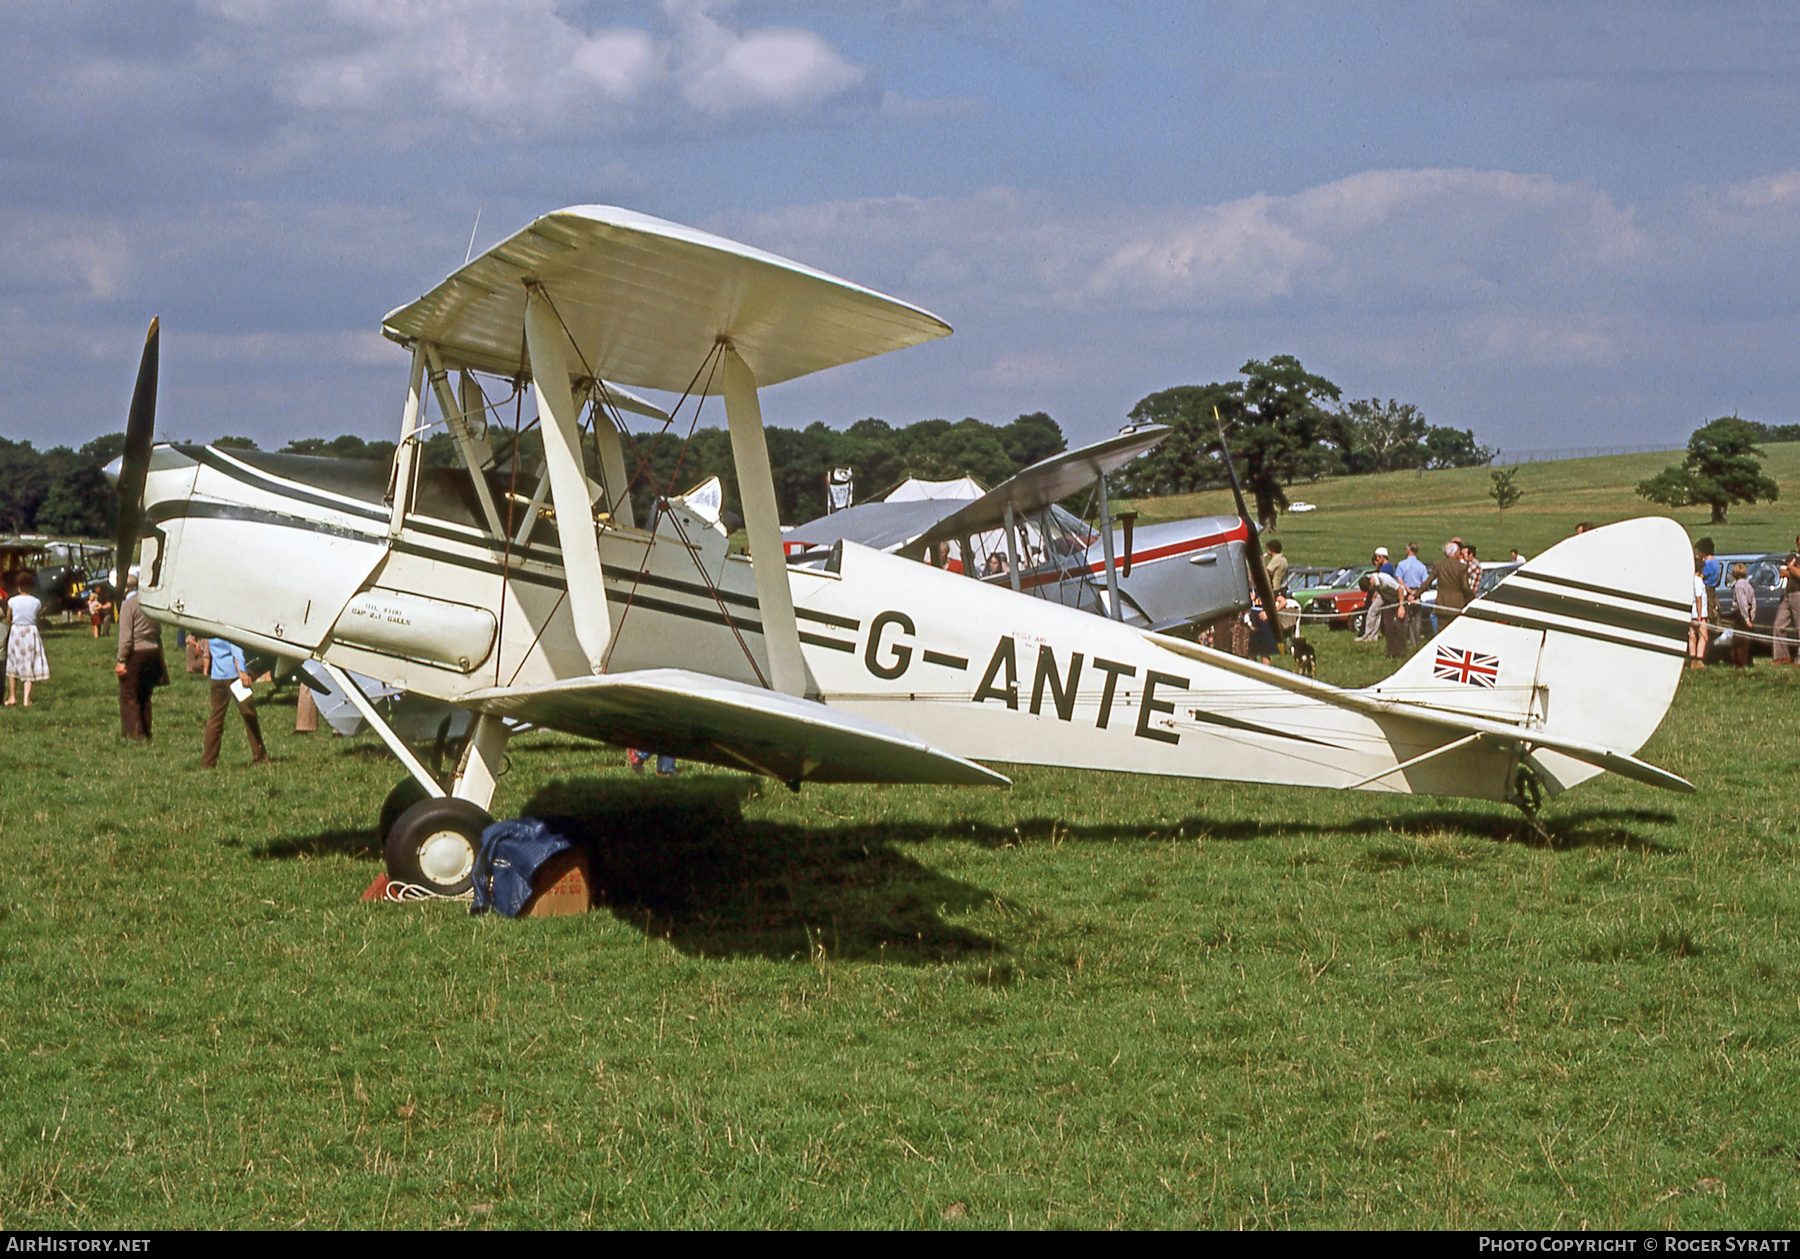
<box><xmin>1510</xmin><ymin>761</ymin><xmax>1551</xmax><ymax>843</ymax></box>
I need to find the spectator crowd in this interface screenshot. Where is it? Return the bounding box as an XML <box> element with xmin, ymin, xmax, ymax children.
<box><xmin>1214</xmin><ymin>524</ymin><xmax>1800</xmax><ymax>673</ymax></box>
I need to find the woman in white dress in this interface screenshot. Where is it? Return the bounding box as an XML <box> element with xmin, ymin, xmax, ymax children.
<box><xmin>5</xmin><ymin>570</ymin><xmax>49</xmax><ymax>706</ymax></box>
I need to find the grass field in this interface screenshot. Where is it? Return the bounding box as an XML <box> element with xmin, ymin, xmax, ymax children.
<box><xmin>4</xmin><ymin>459</ymin><xmax>1800</xmax><ymax>1229</ymax></box>
<box><xmin>1124</xmin><ymin>442</ymin><xmax>1800</xmax><ymax>567</ymax></box>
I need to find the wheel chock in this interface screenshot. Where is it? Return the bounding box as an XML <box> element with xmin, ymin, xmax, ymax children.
<box><xmin>521</xmin><ymin>848</ymin><xmax>592</xmax><ymax>918</ymax></box>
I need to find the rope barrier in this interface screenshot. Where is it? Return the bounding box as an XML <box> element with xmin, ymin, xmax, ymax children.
<box><xmin>383</xmin><ymin>879</ymin><xmax>472</xmax><ymax>904</ymax></box>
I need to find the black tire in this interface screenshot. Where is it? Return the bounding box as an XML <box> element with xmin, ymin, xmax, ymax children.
<box><xmin>384</xmin><ymin>797</ymin><xmax>493</xmax><ymax>896</ymax></box>
<box><xmin>377</xmin><ymin>777</ymin><xmax>432</xmax><ymax>844</ymax></box>
<box><xmin>1350</xmin><ymin>610</ymin><xmax>1367</xmax><ymax>637</ymax></box>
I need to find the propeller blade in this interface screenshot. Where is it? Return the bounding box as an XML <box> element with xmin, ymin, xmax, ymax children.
<box><xmin>1213</xmin><ymin>407</ymin><xmax>1284</xmax><ymax>644</ymax></box>
<box><xmin>114</xmin><ymin>318</ymin><xmax>159</xmax><ymax>590</ymax></box>
<box><xmin>1118</xmin><ymin>510</ymin><xmax>1137</xmax><ymax>578</ymax></box>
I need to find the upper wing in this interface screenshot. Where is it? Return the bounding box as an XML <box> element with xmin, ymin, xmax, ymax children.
<box><xmin>382</xmin><ymin>205</ymin><xmax>952</xmax><ymax>392</ymax></box>
<box><xmin>912</xmin><ymin>426</ymin><xmax>1169</xmax><ymax>551</ymax></box>
<box><xmin>460</xmin><ymin>668</ymin><xmax>1008</xmax><ymax>788</ymax></box>
<box><xmin>783</xmin><ymin>498</ymin><xmax>969</xmax><ymax>554</ymax></box>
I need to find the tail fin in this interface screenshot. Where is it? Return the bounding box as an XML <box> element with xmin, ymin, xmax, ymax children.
<box><xmin>1369</xmin><ymin>519</ymin><xmax>1691</xmax><ymax>792</ymax></box>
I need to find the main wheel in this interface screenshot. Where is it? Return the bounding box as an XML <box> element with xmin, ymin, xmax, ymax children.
<box><xmin>377</xmin><ymin>777</ymin><xmax>432</xmax><ymax>844</ymax></box>
<box><xmin>384</xmin><ymin>797</ymin><xmax>493</xmax><ymax>896</ymax></box>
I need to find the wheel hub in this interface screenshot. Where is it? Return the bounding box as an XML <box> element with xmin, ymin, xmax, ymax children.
<box><xmin>417</xmin><ymin>828</ymin><xmax>476</xmax><ymax>885</ymax></box>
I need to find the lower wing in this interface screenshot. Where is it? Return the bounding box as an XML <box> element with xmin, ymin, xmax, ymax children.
<box><xmin>461</xmin><ymin>668</ymin><xmax>1008</xmax><ymax>788</ymax></box>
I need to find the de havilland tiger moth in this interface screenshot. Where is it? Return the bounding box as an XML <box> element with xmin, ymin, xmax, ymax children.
<box><xmin>109</xmin><ymin>205</ymin><xmax>1696</xmax><ymax>896</ymax></box>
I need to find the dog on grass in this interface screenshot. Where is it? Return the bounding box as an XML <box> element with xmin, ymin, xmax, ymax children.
<box><xmin>1290</xmin><ymin>635</ymin><xmax>1316</xmax><ymax>678</ymax></box>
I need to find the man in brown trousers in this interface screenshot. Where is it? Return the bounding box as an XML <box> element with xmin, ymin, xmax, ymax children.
<box><xmin>1418</xmin><ymin>540</ymin><xmax>1473</xmax><ymax>636</ymax></box>
<box><xmin>1775</xmin><ymin>535</ymin><xmax>1800</xmax><ymax>665</ymax></box>
<box><xmin>113</xmin><ymin>569</ymin><xmax>166</xmax><ymax>740</ymax></box>
<box><xmin>202</xmin><ymin>637</ymin><xmax>269</xmax><ymax>767</ymax></box>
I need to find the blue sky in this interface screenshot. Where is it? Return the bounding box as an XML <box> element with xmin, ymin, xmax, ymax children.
<box><xmin>4</xmin><ymin>1</ymin><xmax>1799</xmax><ymax>454</ymax></box>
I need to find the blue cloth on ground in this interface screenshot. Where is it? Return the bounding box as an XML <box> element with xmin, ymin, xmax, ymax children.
<box><xmin>471</xmin><ymin>817</ymin><xmax>573</xmax><ymax>917</ymax></box>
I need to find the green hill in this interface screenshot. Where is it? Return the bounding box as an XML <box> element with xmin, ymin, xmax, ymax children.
<box><xmin>1122</xmin><ymin>442</ymin><xmax>1800</xmax><ymax>567</ymax></box>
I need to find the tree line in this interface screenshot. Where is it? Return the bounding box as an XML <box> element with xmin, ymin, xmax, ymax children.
<box><xmin>2</xmin><ymin>352</ymin><xmax>1612</xmax><ymax>538</ymax></box>
<box><xmin>1113</xmin><ymin>356</ymin><xmax>1494</xmax><ymax>528</ymax></box>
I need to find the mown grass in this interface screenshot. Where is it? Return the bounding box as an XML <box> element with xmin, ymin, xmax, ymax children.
<box><xmin>1124</xmin><ymin>442</ymin><xmax>1800</xmax><ymax>565</ymax></box>
<box><xmin>4</xmin><ymin>477</ymin><xmax>1800</xmax><ymax>1229</ymax></box>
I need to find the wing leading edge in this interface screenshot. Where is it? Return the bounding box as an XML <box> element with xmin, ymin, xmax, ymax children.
<box><xmin>460</xmin><ymin>669</ymin><xmax>1008</xmax><ymax>788</ymax></box>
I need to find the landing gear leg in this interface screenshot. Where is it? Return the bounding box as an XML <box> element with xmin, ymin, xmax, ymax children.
<box><xmin>452</xmin><ymin>714</ymin><xmax>511</xmax><ymax>813</ymax></box>
<box><xmin>1509</xmin><ymin>762</ymin><xmax>1551</xmax><ymax>843</ymax></box>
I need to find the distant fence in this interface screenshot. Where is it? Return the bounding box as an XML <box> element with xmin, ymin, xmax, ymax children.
<box><xmin>1489</xmin><ymin>443</ymin><xmax>1680</xmax><ymax>466</ymax></box>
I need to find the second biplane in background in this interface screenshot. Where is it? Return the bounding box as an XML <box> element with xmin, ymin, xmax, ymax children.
<box><xmin>782</xmin><ymin>427</ymin><xmax>1253</xmax><ymax>635</ymax></box>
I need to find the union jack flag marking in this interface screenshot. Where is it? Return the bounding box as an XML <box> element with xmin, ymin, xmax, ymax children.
<box><xmin>1434</xmin><ymin>646</ymin><xmax>1500</xmax><ymax>688</ymax></box>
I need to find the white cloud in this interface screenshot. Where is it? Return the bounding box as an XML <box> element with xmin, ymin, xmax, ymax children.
<box><xmin>1092</xmin><ymin>195</ymin><xmax>1313</xmax><ymax>306</ymax></box>
<box><xmin>9</xmin><ymin>164</ymin><xmax>1800</xmax><ymax>450</ymax></box>
<box><xmin>714</xmin><ymin>170</ymin><xmax>1651</xmax><ymax>324</ymax></box>
<box><xmin>234</xmin><ymin>0</ymin><xmax>867</xmax><ymax>137</ymax></box>
<box><xmin>716</xmin><ymin>167</ymin><xmax>1800</xmax><ymax>443</ymax></box>
<box><xmin>1092</xmin><ymin>170</ymin><xmax>1645</xmax><ymax>313</ymax></box>
<box><xmin>0</xmin><ymin>214</ymin><xmax>136</xmax><ymax>301</ymax></box>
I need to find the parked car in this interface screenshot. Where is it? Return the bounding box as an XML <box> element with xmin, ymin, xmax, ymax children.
<box><xmin>1280</xmin><ymin>565</ymin><xmax>1336</xmax><ymax>595</ymax></box>
<box><xmin>1295</xmin><ymin>564</ymin><xmax>1377</xmax><ymax>630</ymax></box>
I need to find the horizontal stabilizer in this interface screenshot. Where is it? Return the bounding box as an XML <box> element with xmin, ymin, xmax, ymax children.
<box><xmin>461</xmin><ymin>668</ymin><xmax>1008</xmax><ymax>788</ymax></box>
<box><xmin>1149</xmin><ymin>633</ymin><xmax>1693</xmax><ymax>794</ymax></box>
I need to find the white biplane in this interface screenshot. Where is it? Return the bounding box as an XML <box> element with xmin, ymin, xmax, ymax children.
<box><xmin>111</xmin><ymin>206</ymin><xmax>1694</xmax><ymax>896</ymax></box>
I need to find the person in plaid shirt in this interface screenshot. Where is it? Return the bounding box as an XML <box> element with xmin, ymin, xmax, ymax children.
<box><xmin>1775</xmin><ymin>535</ymin><xmax>1800</xmax><ymax>665</ymax></box>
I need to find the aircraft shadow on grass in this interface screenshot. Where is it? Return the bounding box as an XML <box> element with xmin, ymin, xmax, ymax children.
<box><xmin>254</xmin><ymin>774</ymin><xmax>1678</xmax><ymax>964</ymax></box>
<box><xmin>518</xmin><ymin>776</ymin><xmax>1007</xmax><ymax>965</ymax></box>
<box><xmin>1042</xmin><ymin>806</ymin><xmax>1683</xmax><ymax>854</ymax></box>
<box><xmin>255</xmin><ymin>774</ymin><xmax>1010</xmax><ymax>966</ymax></box>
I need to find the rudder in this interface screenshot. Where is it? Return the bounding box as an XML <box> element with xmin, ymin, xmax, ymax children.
<box><xmin>1370</xmin><ymin>519</ymin><xmax>1692</xmax><ymax>793</ymax></box>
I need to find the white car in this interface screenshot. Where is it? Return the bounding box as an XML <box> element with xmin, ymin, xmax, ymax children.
<box><xmin>1288</xmin><ymin>501</ymin><xmax>1317</xmax><ymax>513</ymax></box>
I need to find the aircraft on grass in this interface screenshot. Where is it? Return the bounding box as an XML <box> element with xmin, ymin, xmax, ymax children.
<box><xmin>109</xmin><ymin>206</ymin><xmax>1695</xmax><ymax>897</ymax></box>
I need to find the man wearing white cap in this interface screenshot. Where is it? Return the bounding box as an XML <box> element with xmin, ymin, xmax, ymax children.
<box><xmin>1359</xmin><ymin>547</ymin><xmax>1396</xmax><ymax>641</ymax></box>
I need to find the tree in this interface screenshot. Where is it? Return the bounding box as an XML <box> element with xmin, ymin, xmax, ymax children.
<box><xmin>1636</xmin><ymin>417</ymin><xmax>1780</xmax><ymax>524</ymax></box>
<box><xmin>1117</xmin><ymin>360</ymin><xmax>1344</xmax><ymax>528</ymax></box>
<box><xmin>1422</xmin><ymin>425</ymin><xmax>1494</xmax><ymax>469</ymax></box>
<box><xmin>618</xmin><ymin>412</ymin><xmax>1069</xmax><ymax>525</ymax></box>
<box><xmin>34</xmin><ymin>463</ymin><xmax>114</xmax><ymax>537</ymax></box>
<box><xmin>1339</xmin><ymin>398</ymin><xmax>1429</xmax><ymax>473</ymax></box>
<box><xmin>1743</xmin><ymin>420</ymin><xmax>1800</xmax><ymax>443</ymax></box>
<box><xmin>1488</xmin><ymin>467</ymin><xmax>1523</xmax><ymax>523</ymax></box>
<box><xmin>999</xmin><ymin>412</ymin><xmax>1066</xmax><ymax>470</ymax></box>
<box><xmin>0</xmin><ymin>436</ymin><xmax>48</xmax><ymax>533</ymax></box>
<box><xmin>1230</xmin><ymin>356</ymin><xmax>1343</xmax><ymax>529</ymax></box>
<box><xmin>80</xmin><ymin>432</ymin><xmax>126</xmax><ymax>464</ymax></box>
<box><xmin>1115</xmin><ymin>382</ymin><xmax>1242</xmax><ymax>499</ymax></box>
<box><xmin>214</xmin><ymin>435</ymin><xmax>259</xmax><ymax>450</ymax></box>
